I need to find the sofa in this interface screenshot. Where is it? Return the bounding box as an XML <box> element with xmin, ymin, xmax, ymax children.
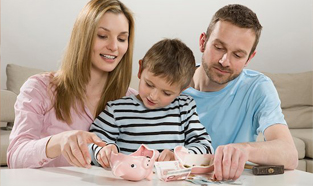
<box><xmin>1</xmin><ymin>64</ymin><xmax>312</xmax><ymax>173</ymax></box>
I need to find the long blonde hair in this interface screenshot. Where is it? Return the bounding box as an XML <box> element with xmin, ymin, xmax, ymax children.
<box><xmin>52</xmin><ymin>0</ymin><xmax>135</xmax><ymax>124</ymax></box>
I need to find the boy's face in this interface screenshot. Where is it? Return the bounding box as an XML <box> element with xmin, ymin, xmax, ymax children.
<box><xmin>138</xmin><ymin>68</ymin><xmax>182</xmax><ymax>109</ymax></box>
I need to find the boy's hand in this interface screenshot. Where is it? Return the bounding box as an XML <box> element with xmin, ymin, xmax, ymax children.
<box><xmin>97</xmin><ymin>144</ymin><xmax>118</xmax><ymax>168</ymax></box>
<box><xmin>157</xmin><ymin>149</ymin><xmax>175</xmax><ymax>161</ymax></box>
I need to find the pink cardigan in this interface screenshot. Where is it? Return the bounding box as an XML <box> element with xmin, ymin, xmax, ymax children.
<box><xmin>7</xmin><ymin>73</ymin><xmax>137</xmax><ymax>168</ymax></box>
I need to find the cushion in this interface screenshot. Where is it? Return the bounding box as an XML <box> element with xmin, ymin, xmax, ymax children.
<box><xmin>263</xmin><ymin>71</ymin><xmax>313</xmax><ymax>129</ymax></box>
<box><xmin>6</xmin><ymin>64</ymin><xmax>45</xmax><ymax>94</ymax></box>
<box><xmin>0</xmin><ymin>129</ymin><xmax>11</xmax><ymax>165</ymax></box>
<box><xmin>263</xmin><ymin>71</ymin><xmax>312</xmax><ymax>109</ymax></box>
<box><xmin>297</xmin><ymin>159</ymin><xmax>306</xmax><ymax>172</ymax></box>
<box><xmin>290</xmin><ymin>129</ymin><xmax>313</xmax><ymax>159</ymax></box>
<box><xmin>0</xmin><ymin>90</ymin><xmax>17</xmax><ymax>122</ymax></box>
<box><xmin>292</xmin><ymin>136</ymin><xmax>305</xmax><ymax>159</ymax></box>
<box><xmin>283</xmin><ymin>107</ymin><xmax>313</xmax><ymax>129</ymax></box>
<box><xmin>306</xmin><ymin>159</ymin><xmax>313</xmax><ymax>173</ymax></box>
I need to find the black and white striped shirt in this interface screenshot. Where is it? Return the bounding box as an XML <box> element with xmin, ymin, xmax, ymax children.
<box><xmin>89</xmin><ymin>94</ymin><xmax>213</xmax><ymax>164</ymax></box>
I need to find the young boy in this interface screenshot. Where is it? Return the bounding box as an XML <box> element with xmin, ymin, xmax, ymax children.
<box><xmin>89</xmin><ymin>39</ymin><xmax>213</xmax><ymax>168</ymax></box>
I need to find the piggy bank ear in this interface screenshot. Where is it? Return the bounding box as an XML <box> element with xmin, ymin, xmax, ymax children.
<box><xmin>174</xmin><ymin>146</ymin><xmax>188</xmax><ymax>163</ymax></box>
<box><xmin>153</xmin><ymin>150</ymin><xmax>160</xmax><ymax>161</ymax></box>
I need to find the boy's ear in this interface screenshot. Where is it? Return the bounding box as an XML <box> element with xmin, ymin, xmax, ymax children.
<box><xmin>199</xmin><ymin>32</ymin><xmax>207</xmax><ymax>53</ymax></box>
<box><xmin>137</xmin><ymin>60</ymin><xmax>143</xmax><ymax>79</ymax></box>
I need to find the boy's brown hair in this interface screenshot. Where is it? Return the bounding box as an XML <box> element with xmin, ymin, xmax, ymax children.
<box><xmin>140</xmin><ymin>38</ymin><xmax>196</xmax><ymax>90</ymax></box>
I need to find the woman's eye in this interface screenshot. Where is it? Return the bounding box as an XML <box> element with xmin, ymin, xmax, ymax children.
<box><xmin>118</xmin><ymin>38</ymin><xmax>126</xmax><ymax>42</ymax></box>
<box><xmin>98</xmin><ymin>35</ymin><xmax>107</xmax><ymax>39</ymax></box>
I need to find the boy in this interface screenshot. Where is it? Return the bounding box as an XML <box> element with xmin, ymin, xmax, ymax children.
<box><xmin>89</xmin><ymin>39</ymin><xmax>213</xmax><ymax>168</ymax></box>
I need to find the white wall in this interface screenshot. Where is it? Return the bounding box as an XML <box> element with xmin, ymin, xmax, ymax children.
<box><xmin>1</xmin><ymin>0</ymin><xmax>313</xmax><ymax>89</ymax></box>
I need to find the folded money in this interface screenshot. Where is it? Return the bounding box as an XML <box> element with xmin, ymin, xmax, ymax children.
<box><xmin>154</xmin><ymin>161</ymin><xmax>192</xmax><ymax>182</ymax></box>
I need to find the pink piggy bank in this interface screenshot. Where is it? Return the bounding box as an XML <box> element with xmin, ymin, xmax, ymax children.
<box><xmin>110</xmin><ymin>144</ymin><xmax>159</xmax><ymax>181</ymax></box>
<box><xmin>174</xmin><ymin>146</ymin><xmax>214</xmax><ymax>174</ymax></box>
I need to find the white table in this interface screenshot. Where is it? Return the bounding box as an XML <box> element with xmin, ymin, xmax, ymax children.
<box><xmin>1</xmin><ymin>166</ymin><xmax>313</xmax><ymax>186</ymax></box>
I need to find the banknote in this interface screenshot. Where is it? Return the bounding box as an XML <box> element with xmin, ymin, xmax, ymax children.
<box><xmin>154</xmin><ymin>161</ymin><xmax>192</xmax><ymax>182</ymax></box>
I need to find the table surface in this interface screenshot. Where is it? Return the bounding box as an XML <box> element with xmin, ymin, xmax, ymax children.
<box><xmin>1</xmin><ymin>166</ymin><xmax>313</xmax><ymax>186</ymax></box>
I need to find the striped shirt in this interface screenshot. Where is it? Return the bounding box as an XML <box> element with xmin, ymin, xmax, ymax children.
<box><xmin>89</xmin><ymin>94</ymin><xmax>213</xmax><ymax>164</ymax></box>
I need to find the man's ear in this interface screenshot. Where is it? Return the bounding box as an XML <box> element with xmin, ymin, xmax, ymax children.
<box><xmin>199</xmin><ymin>32</ymin><xmax>207</xmax><ymax>53</ymax></box>
<box><xmin>245</xmin><ymin>51</ymin><xmax>257</xmax><ymax>67</ymax></box>
<box><xmin>137</xmin><ymin>60</ymin><xmax>143</xmax><ymax>79</ymax></box>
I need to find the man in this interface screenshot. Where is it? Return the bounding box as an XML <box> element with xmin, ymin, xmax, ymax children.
<box><xmin>184</xmin><ymin>4</ymin><xmax>298</xmax><ymax>181</ymax></box>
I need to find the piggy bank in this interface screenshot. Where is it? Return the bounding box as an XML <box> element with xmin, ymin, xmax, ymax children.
<box><xmin>174</xmin><ymin>146</ymin><xmax>214</xmax><ymax>174</ymax></box>
<box><xmin>110</xmin><ymin>144</ymin><xmax>159</xmax><ymax>181</ymax></box>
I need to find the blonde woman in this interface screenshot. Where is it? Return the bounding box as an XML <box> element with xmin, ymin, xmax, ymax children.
<box><xmin>7</xmin><ymin>0</ymin><xmax>136</xmax><ymax>168</ymax></box>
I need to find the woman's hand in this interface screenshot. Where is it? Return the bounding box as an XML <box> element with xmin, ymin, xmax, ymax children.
<box><xmin>46</xmin><ymin>130</ymin><xmax>106</xmax><ymax>168</ymax></box>
<box><xmin>96</xmin><ymin>144</ymin><xmax>118</xmax><ymax>168</ymax></box>
<box><xmin>157</xmin><ymin>149</ymin><xmax>175</xmax><ymax>161</ymax></box>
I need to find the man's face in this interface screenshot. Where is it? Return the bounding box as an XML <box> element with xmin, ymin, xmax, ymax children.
<box><xmin>200</xmin><ymin>21</ymin><xmax>256</xmax><ymax>85</ymax></box>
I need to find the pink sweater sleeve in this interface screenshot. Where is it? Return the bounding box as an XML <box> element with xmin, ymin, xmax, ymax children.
<box><xmin>7</xmin><ymin>75</ymin><xmax>53</xmax><ymax>168</ymax></box>
<box><xmin>126</xmin><ymin>87</ymin><xmax>138</xmax><ymax>96</ymax></box>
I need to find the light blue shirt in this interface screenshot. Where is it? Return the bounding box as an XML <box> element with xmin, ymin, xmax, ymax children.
<box><xmin>183</xmin><ymin>69</ymin><xmax>286</xmax><ymax>150</ymax></box>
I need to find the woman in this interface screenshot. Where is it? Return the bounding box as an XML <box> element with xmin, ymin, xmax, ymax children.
<box><xmin>7</xmin><ymin>0</ymin><xmax>136</xmax><ymax>168</ymax></box>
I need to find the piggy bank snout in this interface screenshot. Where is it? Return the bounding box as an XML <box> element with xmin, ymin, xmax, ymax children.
<box><xmin>143</xmin><ymin>157</ymin><xmax>152</xmax><ymax>168</ymax></box>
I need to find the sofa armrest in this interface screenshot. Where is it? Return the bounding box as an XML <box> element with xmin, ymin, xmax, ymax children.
<box><xmin>1</xmin><ymin>89</ymin><xmax>17</xmax><ymax>123</ymax></box>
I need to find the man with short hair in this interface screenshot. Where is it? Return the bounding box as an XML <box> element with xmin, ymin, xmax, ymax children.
<box><xmin>184</xmin><ymin>4</ymin><xmax>298</xmax><ymax>181</ymax></box>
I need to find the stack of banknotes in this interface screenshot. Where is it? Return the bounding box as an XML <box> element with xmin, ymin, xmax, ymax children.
<box><xmin>154</xmin><ymin>161</ymin><xmax>242</xmax><ymax>185</ymax></box>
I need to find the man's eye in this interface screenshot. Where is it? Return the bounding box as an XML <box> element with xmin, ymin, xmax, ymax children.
<box><xmin>234</xmin><ymin>53</ymin><xmax>242</xmax><ymax>58</ymax></box>
<box><xmin>214</xmin><ymin>45</ymin><xmax>223</xmax><ymax>50</ymax></box>
<box><xmin>146</xmin><ymin>82</ymin><xmax>152</xmax><ymax>87</ymax></box>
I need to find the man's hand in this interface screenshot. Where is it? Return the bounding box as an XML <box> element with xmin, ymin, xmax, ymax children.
<box><xmin>157</xmin><ymin>149</ymin><xmax>175</xmax><ymax>161</ymax></box>
<box><xmin>97</xmin><ymin>144</ymin><xmax>118</xmax><ymax>168</ymax></box>
<box><xmin>213</xmin><ymin>144</ymin><xmax>249</xmax><ymax>181</ymax></box>
<box><xmin>46</xmin><ymin>130</ymin><xmax>106</xmax><ymax>168</ymax></box>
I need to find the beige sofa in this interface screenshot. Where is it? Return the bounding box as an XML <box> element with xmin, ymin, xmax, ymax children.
<box><xmin>1</xmin><ymin>64</ymin><xmax>312</xmax><ymax>173</ymax></box>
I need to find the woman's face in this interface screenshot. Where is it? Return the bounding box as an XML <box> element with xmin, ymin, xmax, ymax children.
<box><xmin>91</xmin><ymin>12</ymin><xmax>129</xmax><ymax>75</ymax></box>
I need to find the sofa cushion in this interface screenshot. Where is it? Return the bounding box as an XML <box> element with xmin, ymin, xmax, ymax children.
<box><xmin>306</xmin><ymin>159</ymin><xmax>313</xmax><ymax>173</ymax></box>
<box><xmin>297</xmin><ymin>159</ymin><xmax>307</xmax><ymax>172</ymax></box>
<box><xmin>263</xmin><ymin>71</ymin><xmax>313</xmax><ymax>129</ymax></box>
<box><xmin>0</xmin><ymin>129</ymin><xmax>11</xmax><ymax>166</ymax></box>
<box><xmin>6</xmin><ymin>64</ymin><xmax>45</xmax><ymax>94</ymax></box>
<box><xmin>292</xmin><ymin>136</ymin><xmax>306</xmax><ymax>159</ymax></box>
<box><xmin>0</xmin><ymin>90</ymin><xmax>17</xmax><ymax>122</ymax></box>
<box><xmin>290</xmin><ymin>129</ymin><xmax>313</xmax><ymax>159</ymax></box>
<box><xmin>263</xmin><ymin>71</ymin><xmax>312</xmax><ymax>108</ymax></box>
<box><xmin>283</xmin><ymin>107</ymin><xmax>313</xmax><ymax>129</ymax></box>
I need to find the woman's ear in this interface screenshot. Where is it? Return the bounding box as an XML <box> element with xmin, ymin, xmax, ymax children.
<box><xmin>199</xmin><ymin>32</ymin><xmax>207</xmax><ymax>53</ymax></box>
<box><xmin>137</xmin><ymin>60</ymin><xmax>143</xmax><ymax>79</ymax></box>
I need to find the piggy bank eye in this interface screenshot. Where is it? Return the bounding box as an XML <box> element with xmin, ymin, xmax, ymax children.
<box><xmin>131</xmin><ymin>164</ymin><xmax>136</xmax><ymax>168</ymax></box>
